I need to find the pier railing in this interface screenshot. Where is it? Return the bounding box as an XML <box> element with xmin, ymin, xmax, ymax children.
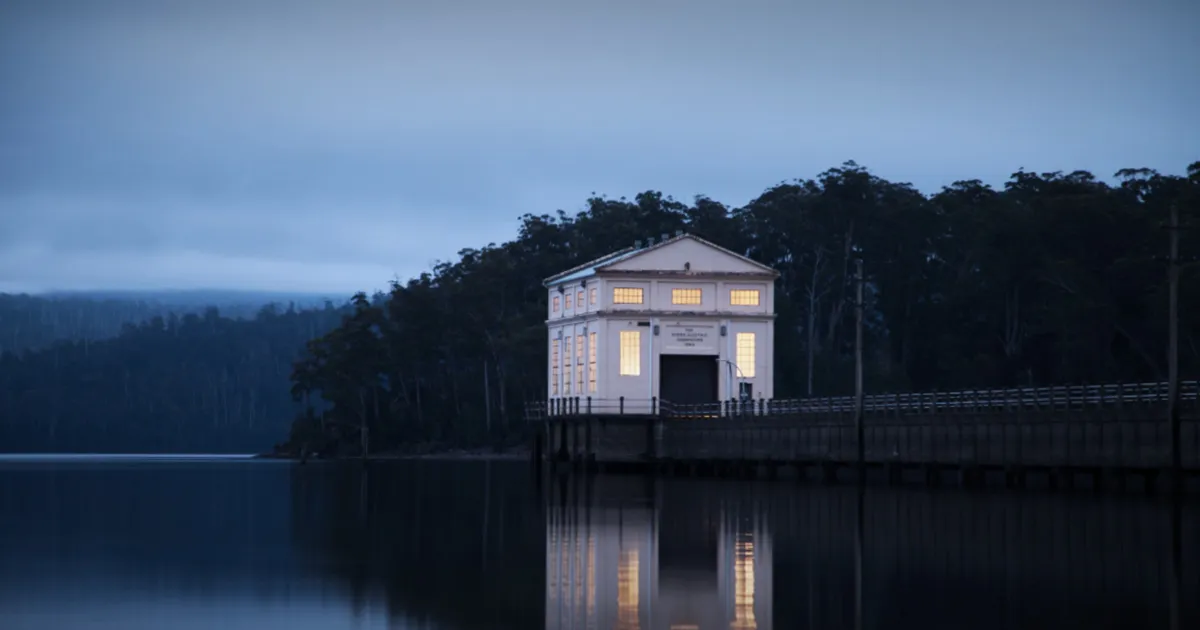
<box><xmin>526</xmin><ymin>380</ymin><xmax>1200</xmax><ymax>421</ymax></box>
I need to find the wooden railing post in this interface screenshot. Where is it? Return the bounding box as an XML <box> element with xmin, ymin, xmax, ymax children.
<box><xmin>619</xmin><ymin>396</ymin><xmax>625</xmax><ymax>415</ymax></box>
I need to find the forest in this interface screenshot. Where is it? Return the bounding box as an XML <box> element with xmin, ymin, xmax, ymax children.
<box><xmin>0</xmin><ymin>301</ymin><xmax>351</xmax><ymax>452</ymax></box>
<box><xmin>1</xmin><ymin>160</ymin><xmax>1197</xmax><ymax>455</ymax></box>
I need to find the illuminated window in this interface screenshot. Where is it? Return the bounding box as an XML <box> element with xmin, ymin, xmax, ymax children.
<box><xmin>589</xmin><ymin>287</ymin><xmax>597</xmax><ymax>305</ymax></box>
<box><xmin>552</xmin><ymin>295</ymin><xmax>560</xmax><ymax>312</ymax></box>
<box><xmin>730</xmin><ymin>289</ymin><xmax>760</xmax><ymax>306</ymax></box>
<box><xmin>563</xmin><ymin>336</ymin><xmax>572</xmax><ymax>394</ymax></box>
<box><xmin>577</xmin><ymin>291</ymin><xmax>585</xmax><ymax>310</ymax></box>
<box><xmin>671</xmin><ymin>288</ymin><xmax>702</xmax><ymax>305</ymax></box>
<box><xmin>735</xmin><ymin>332</ymin><xmax>756</xmax><ymax>378</ymax></box>
<box><xmin>588</xmin><ymin>332</ymin><xmax>597</xmax><ymax>392</ymax></box>
<box><xmin>565</xmin><ymin>292</ymin><xmax>572</xmax><ymax>309</ymax></box>
<box><xmin>613</xmin><ymin>287</ymin><xmax>643</xmax><ymax>304</ymax></box>
<box><xmin>575</xmin><ymin>335</ymin><xmax>585</xmax><ymax>394</ymax></box>
<box><xmin>619</xmin><ymin>331</ymin><xmax>640</xmax><ymax>376</ymax></box>
<box><xmin>551</xmin><ymin>340</ymin><xmax>559</xmax><ymax>396</ymax></box>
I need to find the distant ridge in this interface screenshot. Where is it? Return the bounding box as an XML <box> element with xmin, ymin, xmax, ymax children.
<box><xmin>37</xmin><ymin>288</ymin><xmax>344</xmax><ymax>306</ymax></box>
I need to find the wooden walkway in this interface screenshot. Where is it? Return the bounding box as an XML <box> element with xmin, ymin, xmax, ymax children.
<box><xmin>529</xmin><ymin>380</ymin><xmax>1200</xmax><ymax>492</ymax></box>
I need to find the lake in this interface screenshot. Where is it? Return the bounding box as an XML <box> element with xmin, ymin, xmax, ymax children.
<box><xmin>0</xmin><ymin>455</ymin><xmax>1195</xmax><ymax>629</ymax></box>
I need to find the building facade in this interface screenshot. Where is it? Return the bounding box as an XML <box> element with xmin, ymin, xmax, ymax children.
<box><xmin>544</xmin><ymin>233</ymin><xmax>778</xmax><ymax>413</ymax></box>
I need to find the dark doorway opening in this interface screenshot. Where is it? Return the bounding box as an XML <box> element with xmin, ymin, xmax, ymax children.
<box><xmin>659</xmin><ymin>354</ymin><xmax>719</xmax><ymax>405</ymax></box>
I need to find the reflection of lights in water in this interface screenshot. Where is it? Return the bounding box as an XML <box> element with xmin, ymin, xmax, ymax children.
<box><xmin>730</xmin><ymin>535</ymin><xmax>757</xmax><ymax>629</ymax></box>
<box><xmin>573</xmin><ymin>531</ymin><xmax>582</xmax><ymax>614</ymax></box>
<box><xmin>617</xmin><ymin>549</ymin><xmax>640</xmax><ymax>630</ymax></box>
<box><xmin>586</xmin><ymin>534</ymin><xmax>596</xmax><ymax>629</ymax></box>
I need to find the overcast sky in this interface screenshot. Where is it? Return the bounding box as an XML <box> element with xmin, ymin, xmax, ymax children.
<box><xmin>1</xmin><ymin>0</ymin><xmax>1196</xmax><ymax>295</ymax></box>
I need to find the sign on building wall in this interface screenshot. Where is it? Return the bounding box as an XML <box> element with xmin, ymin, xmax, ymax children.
<box><xmin>662</xmin><ymin>323</ymin><xmax>718</xmax><ymax>354</ymax></box>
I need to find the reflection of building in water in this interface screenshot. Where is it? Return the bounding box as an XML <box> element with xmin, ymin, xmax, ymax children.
<box><xmin>718</xmin><ymin>514</ymin><xmax>772</xmax><ymax>629</ymax></box>
<box><xmin>546</xmin><ymin>503</ymin><xmax>658</xmax><ymax>630</ymax></box>
<box><xmin>545</xmin><ymin>501</ymin><xmax>771</xmax><ymax>630</ymax></box>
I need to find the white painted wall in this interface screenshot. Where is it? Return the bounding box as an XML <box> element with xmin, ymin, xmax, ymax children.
<box><xmin>545</xmin><ymin>237</ymin><xmax>777</xmax><ymax>409</ymax></box>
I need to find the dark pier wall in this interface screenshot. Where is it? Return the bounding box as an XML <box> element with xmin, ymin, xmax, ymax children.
<box><xmin>542</xmin><ymin>402</ymin><xmax>1200</xmax><ymax>488</ymax></box>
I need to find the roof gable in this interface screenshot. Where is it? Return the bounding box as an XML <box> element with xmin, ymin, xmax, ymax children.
<box><xmin>599</xmin><ymin>234</ymin><xmax>776</xmax><ymax>275</ymax></box>
<box><xmin>543</xmin><ymin>234</ymin><xmax>777</xmax><ymax>286</ymax></box>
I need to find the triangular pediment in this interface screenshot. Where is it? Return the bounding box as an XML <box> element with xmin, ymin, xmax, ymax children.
<box><xmin>598</xmin><ymin>235</ymin><xmax>776</xmax><ymax>275</ymax></box>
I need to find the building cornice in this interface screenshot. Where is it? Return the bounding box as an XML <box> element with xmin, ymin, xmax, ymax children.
<box><xmin>545</xmin><ymin>310</ymin><xmax>777</xmax><ymax>326</ymax></box>
<box><xmin>596</xmin><ymin>270</ymin><xmax>779</xmax><ymax>281</ymax></box>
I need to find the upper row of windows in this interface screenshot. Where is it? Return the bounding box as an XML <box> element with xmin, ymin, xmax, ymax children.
<box><xmin>552</xmin><ymin>287</ymin><xmax>761</xmax><ymax>311</ymax></box>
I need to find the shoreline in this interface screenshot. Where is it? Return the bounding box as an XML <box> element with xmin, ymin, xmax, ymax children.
<box><xmin>255</xmin><ymin>447</ymin><xmax>529</xmax><ymax>462</ymax></box>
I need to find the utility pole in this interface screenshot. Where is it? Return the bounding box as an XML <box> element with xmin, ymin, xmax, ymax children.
<box><xmin>484</xmin><ymin>359</ymin><xmax>492</xmax><ymax>437</ymax></box>
<box><xmin>855</xmin><ymin>258</ymin><xmax>865</xmax><ymax>467</ymax></box>
<box><xmin>1166</xmin><ymin>202</ymin><xmax>1181</xmax><ymax>489</ymax></box>
<box><xmin>853</xmin><ymin>257</ymin><xmax>866</xmax><ymax>630</ymax></box>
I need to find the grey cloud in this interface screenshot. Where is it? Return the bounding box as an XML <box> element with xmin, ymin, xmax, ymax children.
<box><xmin>1</xmin><ymin>0</ymin><xmax>1197</xmax><ymax>292</ymax></box>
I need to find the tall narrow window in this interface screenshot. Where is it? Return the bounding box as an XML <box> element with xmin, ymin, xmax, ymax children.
<box><xmin>552</xmin><ymin>295</ymin><xmax>560</xmax><ymax>312</ymax></box>
<box><xmin>589</xmin><ymin>287</ymin><xmax>597</xmax><ymax>305</ymax></box>
<box><xmin>551</xmin><ymin>340</ymin><xmax>560</xmax><ymax>395</ymax></box>
<box><xmin>563</xmin><ymin>335</ymin><xmax>572</xmax><ymax>394</ymax></box>
<box><xmin>671</xmin><ymin>288</ymin><xmax>702</xmax><ymax>305</ymax></box>
<box><xmin>577</xmin><ymin>290</ymin><xmax>585</xmax><ymax>311</ymax></box>
<box><xmin>730</xmin><ymin>289</ymin><xmax>760</xmax><ymax>306</ymax></box>
<box><xmin>613</xmin><ymin>287</ymin><xmax>644</xmax><ymax>304</ymax></box>
<box><xmin>735</xmin><ymin>332</ymin><xmax>756</xmax><ymax>378</ymax></box>
<box><xmin>619</xmin><ymin>331</ymin><xmax>641</xmax><ymax>376</ymax></box>
<box><xmin>565</xmin><ymin>293</ymin><xmax>573</xmax><ymax>310</ymax></box>
<box><xmin>575</xmin><ymin>335</ymin><xmax>585</xmax><ymax>394</ymax></box>
<box><xmin>588</xmin><ymin>332</ymin><xmax>597</xmax><ymax>393</ymax></box>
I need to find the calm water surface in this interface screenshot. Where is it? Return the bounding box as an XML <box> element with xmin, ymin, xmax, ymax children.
<box><xmin>0</xmin><ymin>455</ymin><xmax>1196</xmax><ymax>629</ymax></box>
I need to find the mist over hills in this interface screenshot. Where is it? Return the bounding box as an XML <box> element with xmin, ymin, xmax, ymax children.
<box><xmin>0</xmin><ymin>289</ymin><xmax>350</xmax><ymax>354</ymax></box>
<box><xmin>40</xmin><ymin>289</ymin><xmax>342</xmax><ymax>309</ymax></box>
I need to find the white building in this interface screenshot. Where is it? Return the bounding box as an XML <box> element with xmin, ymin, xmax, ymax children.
<box><xmin>544</xmin><ymin>233</ymin><xmax>778</xmax><ymax>413</ymax></box>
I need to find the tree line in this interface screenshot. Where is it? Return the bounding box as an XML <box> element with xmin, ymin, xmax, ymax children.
<box><xmin>0</xmin><ymin>301</ymin><xmax>350</xmax><ymax>453</ymax></box>
<box><xmin>0</xmin><ymin>290</ymin><xmax>334</xmax><ymax>354</ymax></box>
<box><xmin>287</xmin><ymin>160</ymin><xmax>1200</xmax><ymax>457</ymax></box>
<box><xmin>0</xmin><ymin>160</ymin><xmax>1195</xmax><ymax>454</ymax></box>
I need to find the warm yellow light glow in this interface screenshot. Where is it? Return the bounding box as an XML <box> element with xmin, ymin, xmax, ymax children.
<box><xmin>575</xmin><ymin>335</ymin><xmax>585</xmax><ymax>394</ymax></box>
<box><xmin>619</xmin><ymin>331</ymin><xmax>641</xmax><ymax>376</ymax></box>
<box><xmin>565</xmin><ymin>292</ymin><xmax>573</xmax><ymax>309</ymax></box>
<box><xmin>617</xmin><ymin>549</ymin><xmax>640</xmax><ymax>630</ymax></box>
<box><xmin>573</xmin><ymin>532</ymin><xmax>582</xmax><ymax>612</ymax></box>
<box><xmin>577</xmin><ymin>291</ymin><xmax>585</xmax><ymax>311</ymax></box>
<box><xmin>613</xmin><ymin>287</ymin><xmax>644</xmax><ymax>304</ymax></box>
<box><xmin>551</xmin><ymin>340</ymin><xmax>559</xmax><ymax>396</ymax></box>
<box><xmin>731</xmin><ymin>537</ymin><xmax>757</xmax><ymax>629</ymax></box>
<box><xmin>735</xmin><ymin>333</ymin><xmax>756</xmax><ymax>378</ymax></box>
<box><xmin>589</xmin><ymin>287</ymin><xmax>597</xmax><ymax>305</ymax></box>
<box><xmin>588</xmin><ymin>332</ymin><xmax>597</xmax><ymax>393</ymax></box>
<box><xmin>730</xmin><ymin>289</ymin><xmax>760</xmax><ymax>306</ymax></box>
<box><xmin>564</xmin><ymin>335</ymin><xmax>573</xmax><ymax>395</ymax></box>
<box><xmin>553</xmin><ymin>295</ymin><xmax>560</xmax><ymax>312</ymax></box>
<box><xmin>671</xmin><ymin>288</ymin><xmax>702</xmax><ymax>305</ymax></box>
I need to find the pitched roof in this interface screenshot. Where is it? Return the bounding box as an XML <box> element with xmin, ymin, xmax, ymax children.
<box><xmin>543</xmin><ymin>233</ymin><xmax>777</xmax><ymax>286</ymax></box>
